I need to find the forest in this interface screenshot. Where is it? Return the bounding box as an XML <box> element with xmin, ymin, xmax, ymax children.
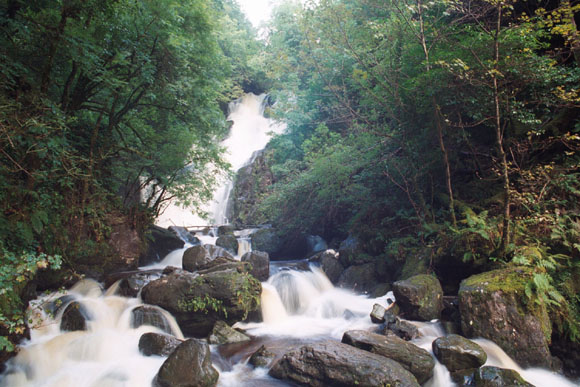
<box><xmin>0</xmin><ymin>0</ymin><xmax>579</xmax><ymax>383</ymax></box>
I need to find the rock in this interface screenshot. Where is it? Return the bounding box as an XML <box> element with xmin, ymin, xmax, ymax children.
<box><xmin>338</xmin><ymin>234</ymin><xmax>365</xmax><ymax>266</ymax></box>
<box><xmin>208</xmin><ymin>321</ymin><xmax>250</xmax><ymax>345</ymax></box>
<box><xmin>182</xmin><ymin>244</ymin><xmax>234</xmax><ymax>273</ymax></box>
<box><xmin>392</xmin><ymin>274</ymin><xmax>443</xmax><ymax>321</ymax></box>
<box><xmin>450</xmin><ymin>368</ymin><xmax>477</xmax><ymax>386</ymax></box>
<box><xmin>197</xmin><ymin>257</ymin><xmax>250</xmax><ymax>275</ymax></box>
<box><xmin>306</xmin><ymin>235</ymin><xmax>328</xmax><ymax>256</ymax></box>
<box><xmin>154</xmin><ymin>339</ymin><xmax>219</xmax><ymax>387</ymax></box>
<box><xmin>241</xmin><ymin>251</ymin><xmax>270</xmax><ymax>281</ymax></box>
<box><xmin>337</xmin><ymin>262</ymin><xmax>381</xmax><ymax>294</ymax></box>
<box><xmin>139</xmin><ymin>332</ymin><xmax>183</xmax><ymax>357</ymax></box>
<box><xmin>216</xmin><ymin>234</ymin><xmax>239</xmax><ymax>255</ymax></box>
<box><xmin>370</xmin><ymin>303</ymin><xmax>387</xmax><ymax>324</ymax></box>
<box><xmin>44</xmin><ymin>295</ymin><xmax>75</xmax><ymax>316</ymax></box>
<box><xmin>106</xmin><ymin>216</ymin><xmax>142</xmax><ymax>272</ymax></box>
<box><xmin>342</xmin><ymin>330</ymin><xmax>435</xmax><ymax>384</ymax></box>
<box><xmin>217</xmin><ymin>225</ymin><xmax>235</xmax><ymax>236</ymax></box>
<box><xmin>383</xmin><ymin>316</ymin><xmax>420</xmax><ymax>341</ymax></box>
<box><xmin>432</xmin><ymin>334</ymin><xmax>487</xmax><ymax>372</ymax></box>
<box><xmin>249</xmin><ymin>345</ymin><xmax>276</xmax><ymax>368</ymax></box>
<box><xmin>116</xmin><ymin>271</ymin><xmax>162</xmax><ymax>298</ymax></box>
<box><xmin>60</xmin><ymin>301</ymin><xmax>91</xmax><ymax>332</ymax></box>
<box><xmin>309</xmin><ymin>250</ymin><xmax>343</xmax><ymax>283</ymax></box>
<box><xmin>269</xmin><ymin>340</ymin><xmax>419</xmax><ymax>386</ymax></box>
<box><xmin>168</xmin><ymin>226</ymin><xmax>200</xmax><ymax>245</ymax></box>
<box><xmin>473</xmin><ymin>366</ymin><xmax>534</xmax><ymax>386</ymax></box>
<box><xmin>459</xmin><ymin>267</ymin><xmax>552</xmax><ymax>368</ymax></box>
<box><xmin>251</xmin><ymin>228</ymin><xmax>282</xmax><ymax>256</ymax></box>
<box><xmin>139</xmin><ymin>225</ymin><xmax>184</xmax><ymax>266</ymax></box>
<box><xmin>141</xmin><ymin>270</ymin><xmax>261</xmax><ymax>337</ymax></box>
<box><xmin>131</xmin><ymin>305</ymin><xmax>174</xmax><ymax>335</ymax></box>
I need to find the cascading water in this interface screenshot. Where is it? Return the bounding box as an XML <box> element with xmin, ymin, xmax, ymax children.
<box><xmin>156</xmin><ymin>93</ymin><xmax>284</xmax><ymax>228</ymax></box>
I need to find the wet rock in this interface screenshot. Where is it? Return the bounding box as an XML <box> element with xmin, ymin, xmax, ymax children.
<box><xmin>141</xmin><ymin>270</ymin><xmax>261</xmax><ymax>337</ymax></box>
<box><xmin>216</xmin><ymin>234</ymin><xmax>239</xmax><ymax>255</ymax></box>
<box><xmin>249</xmin><ymin>345</ymin><xmax>277</xmax><ymax>368</ymax></box>
<box><xmin>392</xmin><ymin>274</ymin><xmax>443</xmax><ymax>321</ymax></box>
<box><xmin>217</xmin><ymin>225</ymin><xmax>235</xmax><ymax>236</ymax></box>
<box><xmin>154</xmin><ymin>339</ymin><xmax>219</xmax><ymax>387</ymax></box>
<box><xmin>139</xmin><ymin>332</ymin><xmax>183</xmax><ymax>357</ymax></box>
<box><xmin>241</xmin><ymin>251</ymin><xmax>270</xmax><ymax>281</ymax></box>
<box><xmin>342</xmin><ymin>330</ymin><xmax>434</xmax><ymax>384</ymax></box>
<box><xmin>337</xmin><ymin>262</ymin><xmax>380</xmax><ymax>294</ymax></box>
<box><xmin>370</xmin><ymin>303</ymin><xmax>387</xmax><ymax>324</ymax></box>
<box><xmin>44</xmin><ymin>295</ymin><xmax>75</xmax><ymax>316</ymax></box>
<box><xmin>131</xmin><ymin>305</ymin><xmax>173</xmax><ymax>335</ymax></box>
<box><xmin>106</xmin><ymin>216</ymin><xmax>142</xmax><ymax>272</ymax></box>
<box><xmin>269</xmin><ymin>340</ymin><xmax>419</xmax><ymax>386</ymax></box>
<box><xmin>451</xmin><ymin>368</ymin><xmax>477</xmax><ymax>386</ymax></box>
<box><xmin>306</xmin><ymin>235</ymin><xmax>328</xmax><ymax>256</ymax></box>
<box><xmin>197</xmin><ymin>257</ymin><xmax>250</xmax><ymax>275</ymax></box>
<box><xmin>473</xmin><ymin>366</ymin><xmax>534</xmax><ymax>386</ymax></box>
<box><xmin>309</xmin><ymin>250</ymin><xmax>343</xmax><ymax>284</ymax></box>
<box><xmin>338</xmin><ymin>235</ymin><xmax>366</xmax><ymax>266</ymax></box>
<box><xmin>250</xmin><ymin>228</ymin><xmax>282</xmax><ymax>256</ymax></box>
<box><xmin>383</xmin><ymin>316</ymin><xmax>420</xmax><ymax>341</ymax></box>
<box><xmin>459</xmin><ymin>267</ymin><xmax>552</xmax><ymax>368</ymax></box>
<box><xmin>60</xmin><ymin>301</ymin><xmax>91</xmax><ymax>332</ymax></box>
<box><xmin>208</xmin><ymin>321</ymin><xmax>250</xmax><ymax>345</ymax></box>
<box><xmin>168</xmin><ymin>226</ymin><xmax>200</xmax><ymax>245</ymax></box>
<box><xmin>139</xmin><ymin>225</ymin><xmax>184</xmax><ymax>266</ymax></box>
<box><xmin>104</xmin><ymin>270</ymin><xmax>162</xmax><ymax>298</ymax></box>
<box><xmin>433</xmin><ymin>334</ymin><xmax>487</xmax><ymax>372</ymax></box>
<box><xmin>182</xmin><ymin>244</ymin><xmax>234</xmax><ymax>273</ymax></box>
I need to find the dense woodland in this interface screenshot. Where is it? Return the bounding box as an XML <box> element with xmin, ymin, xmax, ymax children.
<box><xmin>1</xmin><ymin>0</ymin><xmax>579</xmax><ymax>369</ymax></box>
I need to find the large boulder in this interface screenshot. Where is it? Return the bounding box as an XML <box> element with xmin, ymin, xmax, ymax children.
<box><xmin>216</xmin><ymin>234</ymin><xmax>239</xmax><ymax>255</ymax></box>
<box><xmin>392</xmin><ymin>274</ymin><xmax>443</xmax><ymax>321</ymax></box>
<box><xmin>168</xmin><ymin>226</ymin><xmax>200</xmax><ymax>245</ymax></box>
<box><xmin>153</xmin><ymin>339</ymin><xmax>219</xmax><ymax>387</ymax></box>
<box><xmin>208</xmin><ymin>321</ymin><xmax>250</xmax><ymax>345</ymax></box>
<box><xmin>182</xmin><ymin>244</ymin><xmax>234</xmax><ymax>273</ymax></box>
<box><xmin>105</xmin><ymin>270</ymin><xmax>162</xmax><ymax>298</ymax></box>
<box><xmin>459</xmin><ymin>267</ymin><xmax>552</xmax><ymax>368</ymax></box>
<box><xmin>337</xmin><ymin>262</ymin><xmax>383</xmax><ymax>295</ymax></box>
<box><xmin>309</xmin><ymin>250</ymin><xmax>344</xmax><ymax>284</ymax></box>
<box><xmin>139</xmin><ymin>332</ymin><xmax>183</xmax><ymax>357</ymax></box>
<box><xmin>342</xmin><ymin>330</ymin><xmax>435</xmax><ymax>384</ymax></box>
<box><xmin>338</xmin><ymin>235</ymin><xmax>367</xmax><ymax>266</ymax></box>
<box><xmin>141</xmin><ymin>270</ymin><xmax>261</xmax><ymax>337</ymax></box>
<box><xmin>106</xmin><ymin>215</ymin><xmax>142</xmax><ymax>272</ymax></box>
<box><xmin>474</xmin><ymin>366</ymin><xmax>533</xmax><ymax>386</ymax></box>
<box><xmin>250</xmin><ymin>228</ymin><xmax>282</xmax><ymax>256</ymax></box>
<box><xmin>383</xmin><ymin>315</ymin><xmax>420</xmax><ymax>341</ymax></box>
<box><xmin>140</xmin><ymin>225</ymin><xmax>184</xmax><ymax>267</ymax></box>
<box><xmin>241</xmin><ymin>251</ymin><xmax>270</xmax><ymax>281</ymax></box>
<box><xmin>432</xmin><ymin>334</ymin><xmax>487</xmax><ymax>372</ymax></box>
<box><xmin>269</xmin><ymin>340</ymin><xmax>419</xmax><ymax>386</ymax></box>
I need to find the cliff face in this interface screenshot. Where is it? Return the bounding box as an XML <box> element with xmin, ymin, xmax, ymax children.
<box><xmin>230</xmin><ymin>149</ymin><xmax>274</xmax><ymax>227</ymax></box>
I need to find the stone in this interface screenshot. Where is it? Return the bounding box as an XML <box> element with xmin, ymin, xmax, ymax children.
<box><xmin>250</xmin><ymin>228</ymin><xmax>282</xmax><ymax>256</ymax></box>
<box><xmin>337</xmin><ymin>262</ymin><xmax>380</xmax><ymax>294</ymax></box>
<box><xmin>241</xmin><ymin>250</ymin><xmax>270</xmax><ymax>281</ymax></box>
<box><xmin>432</xmin><ymin>334</ymin><xmax>487</xmax><ymax>372</ymax></box>
<box><xmin>249</xmin><ymin>345</ymin><xmax>277</xmax><ymax>368</ymax></box>
<box><xmin>269</xmin><ymin>340</ymin><xmax>419</xmax><ymax>386</ymax></box>
<box><xmin>106</xmin><ymin>216</ymin><xmax>142</xmax><ymax>272</ymax></box>
<box><xmin>473</xmin><ymin>366</ymin><xmax>534</xmax><ymax>386</ymax></box>
<box><xmin>370</xmin><ymin>303</ymin><xmax>387</xmax><ymax>324</ymax></box>
<box><xmin>383</xmin><ymin>316</ymin><xmax>420</xmax><ymax>341</ymax></box>
<box><xmin>60</xmin><ymin>301</ymin><xmax>91</xmax><ymax>332</ymax></box>
<box><xmin>217</xmin><ymin>225</ymin><xmax>235</xmax><ymax>236</ymax></box>
<box><xmin>392</xmin><ymin>274</ymin><xmax>444</xmax><ymax>321</ymax></box>
<box><xmin>139</xmin><ymin>225</ymin><xmax>184</xmax><ymax>266</ymax></box>
<box><xmin>168</xmin><ymin>226</ymin><xmax>200</xmax><ymax>245</ymax></box>
<box><xmin>342</xmin><ymin>329</ymin><xmax>435</xmax><ymax>384</ymax></box>
<box><xmin>182</xmin><ymin>244</ymin><xmax>234</xmax><ymax>273</ymax></box>
<box><xmin>208</xmin><ymin>321</ymin><xmax>250</xmax><ymax>345</ymax></box>
<box><xmin>154</xmin><ymin>339</ymin><xmax>219</xmax><ymax>387</ymax></box>
<box><xmin>115</xmin><ymin>271</ymin><xmax>162</xmax><ymax>298</ymax></box>
<box><xmin>131</xmin><ymin>305</ymin><xmax>174</xmax><ymax>335</ymax></box>
<box><xmin>139</xmin><ymin>332</ymin><xmax>182</xmax><ymax>357</ymax></box>
<box><xmin>216</xmin><ymin>234</ymin><xmax>239</xmax><ymax>255</ymax></box>
<box><xmin>459</xmin><ymin>267</ymin><xmax>552</xmax><ymax>368</ymax></box>
<box><xmin>309</xmin><ymin>250</ymin><xmax>343</xmax><ymax>284</ymax></box>
<box><xmin>141</xmin><ymin>270</ymin><xmax>261</xmax><ymax>337</ymax></box>
<box><xmin>338</xmin><ymin>235</ymin><xmax>366</xmax><ymax>266</ymax></box>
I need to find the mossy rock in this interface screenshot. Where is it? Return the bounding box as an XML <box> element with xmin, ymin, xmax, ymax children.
<box><xmin>459</xmin><ymin>266</ymin><xmax>552</xmax><ymax>368</ymax></box>
<box><xmin>392</xmin><ymin>274</ymin><xmax>444</xmax><ymax>321</ymax></box>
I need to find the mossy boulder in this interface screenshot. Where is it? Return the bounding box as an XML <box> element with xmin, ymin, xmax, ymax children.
<box><xmin>182</xmin><ymin>244</ymin><xmax>234</xmax><ymax>273</ymax></box>
<box><xmin>250</xmin><ymin>228</ymin><xmax>282</xmax><ymax>257</ymax></box>
<box><xmin>392</xmin><ymin>274</ymin><xmax>444</xmax><ymax>321</ymax></box>
<box><xmin>241</xmin><ymin>250</ymin><xmax>270</xmax><ymax>281</ymax></box>
<box><xmin>432</xmin><ymin>334</ymin><xmax>487</xmax><ymax>372</ymax></box>
<box><xmin>474</xmin><ymin>366</ymin><xmax>533</xmax><ymax>386</ymax></box>
<box><xmin>458</xmin><ymin>266</ymin><xmax>552</xmax><ymax>368</ymax></box>
<box><xmin>216</xmin><ymin>234</ymin><xmax>239</xmax><ymax>255</ymax></box>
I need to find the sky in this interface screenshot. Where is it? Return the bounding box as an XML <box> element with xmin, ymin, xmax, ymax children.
<box><xmin>236</xmin><ymin>0</ymin><xmax>276</xmax><ymax>28</ymax></box>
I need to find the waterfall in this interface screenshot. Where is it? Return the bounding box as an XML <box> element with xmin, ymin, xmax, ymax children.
<box><xmin>156</xmin><ymin>93</ymin><xmax>284</xmax><ymax>228</ymax></box>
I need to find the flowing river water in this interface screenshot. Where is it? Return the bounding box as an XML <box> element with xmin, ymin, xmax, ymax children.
<box><xmin>0</xmin><ymin>94</ymin><xmax>577</xmax><ymax>386</ymax></box>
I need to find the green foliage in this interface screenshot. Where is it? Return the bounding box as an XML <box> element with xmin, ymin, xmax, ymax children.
<box><xmin>178</xmin><ymin>295</ymin><xmax>227</xmax><ymax>318</ymax></box>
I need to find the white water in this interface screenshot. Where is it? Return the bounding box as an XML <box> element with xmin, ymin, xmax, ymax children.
<box><xmin>156</xmin><ymin>93</ymin><xmax>284</xmax><ymax>228</ymax></box>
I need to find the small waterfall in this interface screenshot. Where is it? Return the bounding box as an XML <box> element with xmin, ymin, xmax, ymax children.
<box><xmin>234</xmin><ymin>228</ymin><xmax>255</xmax><ymax>258</ymax></box>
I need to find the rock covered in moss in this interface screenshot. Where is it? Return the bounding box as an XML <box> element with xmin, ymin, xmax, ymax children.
<box><xmin>182</xmin><ymin>244</ymin><xmax>234</xmax><ymax>273</ymax></box>
<box><xmin>432</xmin><ymin>334</ymin><xmax>487</xmax><ymax>372</ymax></box>
<box><xmin>392</xmin><ymin>274</ymin><xmax>443</xmax><ymax>321</ymax></box>
<box><xmin>458</xmin><ymin>267</ymin><xmax>552</xmax><ymax>368</ymax></box>
<box><xmin>216</xmin><ymin>234</ymin><xmax>239</xmax><ymax>255</ymax></box>
<box><xmin>474</xmin><ymin>366</ymin><xmax>533</xmax><ymax>386</ymax></box>
<box><xmin>250</xmin><ymin>228</ymin><xmax>282</xmax><ymax>256</ymax></box>
<box><xmin>208</xmin><ymin>321</ymin><xmax>250</xmax><ymax>345</ymax></box>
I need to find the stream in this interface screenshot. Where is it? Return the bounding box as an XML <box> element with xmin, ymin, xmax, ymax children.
<box><xmin>0</xmin><ymin>93</ymin><xmax>577</xmax><ymax>386</ymax></box>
